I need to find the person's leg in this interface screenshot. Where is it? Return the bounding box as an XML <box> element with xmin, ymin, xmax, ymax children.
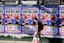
<box><xmin>32</xmin><ymin>32</ymin><xmax>38</xmax><ymax>43</ymax></box>
<box><xmin>38</xmin><ymin>31</ymin><xmax>42</xmax><ymax>43</ymax></box>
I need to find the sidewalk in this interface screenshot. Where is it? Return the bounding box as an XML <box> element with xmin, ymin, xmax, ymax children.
<box><xmin>0</xmin><ymin>40</ymin><xmax>31</xmax><ymax>43</ymax></box>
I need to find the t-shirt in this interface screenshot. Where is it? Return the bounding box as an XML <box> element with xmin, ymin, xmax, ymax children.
<box><xmin>33</xmin><ymin>20</ymin><xmax>43</xmax><ymax>32</ymax></box>
<box><xmin>38</xmin><ymin>21</ymin><xmax>43</xmax><ymax>31</ymax></box>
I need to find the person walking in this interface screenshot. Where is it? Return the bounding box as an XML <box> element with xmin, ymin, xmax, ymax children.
<box><xmin>32</xmin><ymin>18</ymin><xmax>43</xmax><ymax>43</ymax></box>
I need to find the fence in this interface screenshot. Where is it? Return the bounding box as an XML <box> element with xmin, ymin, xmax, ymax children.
<box><xmin>0</xmin><ymin>5</ymin><xmax>64</xmax><ymax>37</ymax></box>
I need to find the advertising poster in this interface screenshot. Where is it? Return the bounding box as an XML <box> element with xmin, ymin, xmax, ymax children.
<box><xmin>22</xmin><ymin>6</ymin><xmax>39</xmax><ymax>34</ymax></box>
<box><xmin>59</xmin><ymin>5</ymin><xmax>64</xmax><ymax>35</ymax></box>
<box><xmin>40</xmin><ymin>6</ymin><xmax>58</xmax><ymax>35</ymax></box>
<box><xmin>0</xmin><ymin>6</ymin><xmax>4</xmax><ymax>33</ymax></box>
<box><xmin>5</xmin><ymin>6</ymin><xmax>21</xmax><ymax>33</ymax></box>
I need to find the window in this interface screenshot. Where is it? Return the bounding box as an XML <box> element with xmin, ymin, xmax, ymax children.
<box><xmin>37</xmin><ymin>0</ymin><xmax>45</xmax><ymax>5</ymax></box>
<box><xmin>61</xmin><ymin>0</ymin><xmax>64</xmax><ymax>4</ymax></box>
<box><xmin>1</xmin><ymin>0</ymin><xmax>16</xmax><ymax>2</ymax></box>
<box><xmin>62</xmin><ymin>0</ymin><xmax>64</xmax><ymax>2</ymax></box>
<box><xmin>45</xmin><ymin>0</ymin><xmax>60</xmax><ymax>5</ymax></box>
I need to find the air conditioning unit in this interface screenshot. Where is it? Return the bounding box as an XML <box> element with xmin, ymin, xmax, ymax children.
<box><xmin>1</xmin><ymin>0</ymin><xmax>19</xmax><ymax>5</ymax></box>
<box><xmin>21</xmin><ymin>0</ymin><xmax>37</xmax><ymax>5</ymax></box>
<box><xmin>5</xmin><ymin>1</ymin><xmax>18</xmax><ymax>5</ymax></box>
<box><xmin>1</xmin><ymin>0</ymin><xmax>16</xmax><ymax>2</ymax></box>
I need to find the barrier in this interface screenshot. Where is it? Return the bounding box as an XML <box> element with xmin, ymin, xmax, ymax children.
<box><xmin>0</xmin><ymin>5</ymin><xmax>64</xmax><ymax>37</ymax></box>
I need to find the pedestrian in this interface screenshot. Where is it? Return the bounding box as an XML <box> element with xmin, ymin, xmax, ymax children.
<box><xmin>32</xmin><ymin>18</ymin><xmax>43</xmax><ymax>43</ymax></box>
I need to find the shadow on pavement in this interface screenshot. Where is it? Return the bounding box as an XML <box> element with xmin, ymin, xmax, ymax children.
<box><xmin>47</xmin><ymin>38</ymin><xmax>62</xmax><ymax>43</ymax></box>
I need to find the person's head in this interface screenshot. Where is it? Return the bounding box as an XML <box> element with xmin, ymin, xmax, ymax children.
<box><xmin>33</xmin><ymin>17</ymin><xmax>38</xmax><ymax>21</ymax></box>
<box><xmin>32</xmin><ymin>14</ymin><xmax>36</xmax><ymax>19</ymax></box>
<box><xmin>41</xmin><ymin>14</ymin><xmax>46</xmax><ymax>20</ymax></box>
<box><xmin>32</xmin><ymin>17</ymin><xmax>38</xmax><ymax>26</ymax></box>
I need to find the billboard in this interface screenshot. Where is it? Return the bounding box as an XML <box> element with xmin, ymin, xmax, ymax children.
<box><xmin>0</xmin><ymin>6</ymin><xmax>4</xmax><ymax>33</ymax></box>
<box><xmin>22</xmin><ymin>6</ymin><xmax>39</xmax><ymax>34</ymax></box>
<box><xmin>59</xmin><ymin>5</ymin><xmax>64</xmax><ymax>35</ymax></box>
<box><xmin>40</xmin><ymin>6</ymin><xmax>58</xmax><ymax>35</ymax></box>
<box><xmin>0</xmin><ymin>6</ymin><xmax>62</xmax><ymax>37</ymax></box>
<box><xmin>5</xmin><ymin>6</ymin><xmax>21</xmax><ymax>33</ymax></box>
